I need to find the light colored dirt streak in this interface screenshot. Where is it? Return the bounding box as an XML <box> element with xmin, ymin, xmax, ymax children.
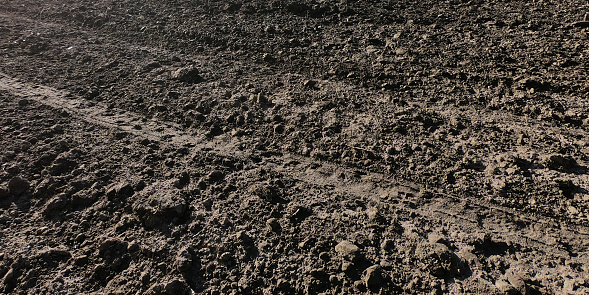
<box><xmin>0</xmin><ymin>72</ymin><xmax>199</xmax><ymax>146</ymax></box>
<box><xmin>1</xmin><ymin>72</ymin><xmax>587</xmax><ymax>259</ymax></box>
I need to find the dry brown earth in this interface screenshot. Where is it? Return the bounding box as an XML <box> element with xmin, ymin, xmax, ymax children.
<box><xmin>1</xmin><ymin>1</ymin><xmax>589</xmax><ymax>294</ymax></box>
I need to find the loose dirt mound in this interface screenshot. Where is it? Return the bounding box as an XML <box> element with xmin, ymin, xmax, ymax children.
<box><xmin>1</xmin><ymin>1</ymin><xmax>588</xmax><ymax>294</ymax></box>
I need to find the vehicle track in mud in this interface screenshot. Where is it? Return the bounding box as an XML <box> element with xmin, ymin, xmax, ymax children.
<box><xmin>2</xmin><ymin>1</ymin><xmax>589</xmax><ymax>294</ymax></box>
<box><xmin>2</xmin><ymin>70</ymin><xmax>588</xmax><ymax>293</ymax></box>
<box><xmin>2</xmin><ymin>71</ymin><xmax>588</xmax><ymax>249</ymax></box>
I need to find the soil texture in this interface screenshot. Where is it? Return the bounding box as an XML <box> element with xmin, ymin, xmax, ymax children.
<box><xmin>1</xmin><ymin>1</ymin><xmax>589</xmax><ymax>294</ymax></box>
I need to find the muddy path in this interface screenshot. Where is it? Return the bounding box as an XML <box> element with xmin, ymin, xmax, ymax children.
<box><xmin>1</xmin><ymin>1</ymin><xmax>589</xmax><ymax>294</ymax></box>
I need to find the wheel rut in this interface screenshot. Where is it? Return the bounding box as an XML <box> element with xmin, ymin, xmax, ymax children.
<box><xmin>2</xmin><ymin>72</ymin><xmax>586</xmax><ymax>260</ymax></box>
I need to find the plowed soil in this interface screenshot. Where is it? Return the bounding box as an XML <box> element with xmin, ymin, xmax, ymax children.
<box><xmin>1</xmin><ymin>1</ymin><xmax>588</xmax><ymax>294</ymax></box>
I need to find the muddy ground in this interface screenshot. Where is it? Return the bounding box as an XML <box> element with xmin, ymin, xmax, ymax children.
<box><xmin>1</xmin><ymin>0</ymin><xmax>588</xmax><ymax>294</ymax></box>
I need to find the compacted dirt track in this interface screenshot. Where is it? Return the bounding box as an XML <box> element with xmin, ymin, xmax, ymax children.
<box><xmin>1</xmin><ymin>1</ymin><xmax>589</xmax><ymax>294</ymax></box>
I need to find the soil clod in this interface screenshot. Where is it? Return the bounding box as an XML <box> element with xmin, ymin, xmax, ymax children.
<box><xmin>7</xmin><ymin>176</ymin><xmax>30</xmax><ymax>195</ymax></box>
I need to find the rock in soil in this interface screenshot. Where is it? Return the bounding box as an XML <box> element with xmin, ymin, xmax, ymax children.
<box><xmin>335</xmin><ymin>240</ymin><xmax>361</xmax><ymax>261</ymax></box>
<box><xmin>362</xmin><ymin>264</ymin><xmax>385</xmax><ymax>291</ymax></box>
<box><xmin>417</xmin><ymin>242</ymin><xmax>466</xmax><ymax>278</ymax></box>
<box><xmin>171</xmin><ymin>66</ymin><xmax>202</xmax><ymax>83</ymax></box>
<box><xmin>7</xmin><ymin>176</ymin><xmax>30</xmax><ymax>195</ymax></box>
<box><xmin>132</xmin><ymin>182</ymin><xmax>187</xmax><ymax>228</ymax></box>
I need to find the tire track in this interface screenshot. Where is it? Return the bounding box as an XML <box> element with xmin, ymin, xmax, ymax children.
<box><xmin>2</xmin><ymin>72</ymin><xmax>587</xmax><ymax>259</ymax></box>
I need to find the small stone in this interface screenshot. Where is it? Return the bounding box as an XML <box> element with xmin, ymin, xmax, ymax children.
<box><xmin>363</xmin><ymin>265</ymin><xmax>384</xmax><ymax>290</ymax></box>
<box><xmin>517</xmin><ymin>134</ymin><xmax>525</xmax><ymax>145</ymax></box>
<box><xmin>51</xmin><ymin>124</ymin><xmax>63</xmax><ymax>133</ymax></box>
<box><xmin>97</xmin><ymin>212</ymin><xmax>110</xmax><ymax>221</ymax></box>
<box><xmin>8</xmin><ymin>176</ymin><xmax>30</xmax><ymax>195</ymax></box>
<box><xmin>171</xmin><ymin>66</ymin><xmax>202</xmax><ymax>83</ymax></box>
<box><xmin>341</xmin><ymin>261</ymin><xmax>353</xmax><ymax>272</ymax></box>
<box><xmin>42</xmin><ymin>194</ymin><xmax>68</xmax><ymax>215</ymax></box>
<box><xmin>303</xmin><ymin>80</ymin><xmax>317</xmax><ymax>88</ymax></box>
<box><xmin>298</xmin><ymin>238</ymin><xmax>314</xmax><ymax>249</ymax></box>
<box><xmin>505</xmin><ymin>167</ymin><xmax>519</xmax><ymax>175</ymax></box>
<box><xmin>310</xmin><ymin>268</ymin><xmax>327</xmax><ymax>279</ymax></box>
<box><xmin>416</xmin><ymin>242</ymin><xmax>464</xmax><ymax>278</ymax></box>
<box><xmin>164</xmin><ymin>278</ymin><xmax>190</xmax><ymax>295</ymax></box>
<box><xmin>506</xmin><ymin>270</ymin><xmax>528</xmax><ymax>295</ymax></box>
<box><xmin>367</xmin><ymin>208</ymin><xmax>385</xmax><ymax>224</ymax></box>
<box><xmin>132</xmin><ymin>187</ymin><xmax>188</xmax><ymax>228</ymax></box>
<box><xmin>248</xmin><ymin>183</ymin><xmax>276</xmax><ymax>202</ymax></box>
<box><xmin>44</xmin><ymin>246</ymin><xmax>68</xmax><ymax>256</ymax></box>
<box><xmin>219</xmin><ymin>252</ymin><xmax>233</xmax><ymax>263</ymax></box>
<box><xmin>18</xmin><ymin>99</ymin><xmax>29</xmax><ymax>106</ymax></box>
<box><xmin>207</xmin><ymin>170</ymin><xmax>225</xmax><ymax>182</ymax></box>
<box><xmin>395</xmin><ymin>48</ymin><xmax>408</xmax><ymax>55</ymax></box>
<box><xmin>262</xmin><ymin>53</ymin><xmax>276</xmax><ymax>63</ymax></box>
<box><xmin>47</xmin><ymin>152</ymin><xmax>77</xmax><ymax>175</ymax></box>
<box><xmin>428</xmin><ymin>233</ymin><xmax>450</xmax><ymax>246</ymax></box>
<box><xmin>74</xmin><ymin>255</ymin><xmax>89</xmax><ymax>266</ymax></box>
<box><xmin>335</xmin><ymin>240</ymin><xmax>360</xmax><ymax>261</ymax></box>
<box><xmin>99</xmin><ymin>238</ymin><xmax>128</xmax><ymax>255</ymax></box>
<box><xmin>496</xmin><ymin>279</ymin><xmax>517</xmax><ymax>294</ymax></box>
<box><xmin>175</xmin><ymin>171</ymin><xmax>190</xmax><ymax>188</ymax></box>
<box><xmin>266</xmin><ymin>218</ymin><xmax>281</xmax><ymax>232</ymax></box>
<box><xmin>114</xmin><ymin>182</ymin><xmax>135</xmax><ymax>198</ymax></box>
<box><xmin>37</xmin><ymin>247</ymin><xmax>72</xmax><ymax>264</ymax></box>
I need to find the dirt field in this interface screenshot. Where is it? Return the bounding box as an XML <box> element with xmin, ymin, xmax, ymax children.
<box><xmin>1</xmin><ymin>1</ymin><xmax>588</xmax><ymax>294</ymax></box>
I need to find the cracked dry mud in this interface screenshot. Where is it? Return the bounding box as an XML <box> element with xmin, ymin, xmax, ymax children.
<box><xmin>1</xmin><ymin>1</ymin><xmax>589</xmax><ymax>294</ymax></box>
